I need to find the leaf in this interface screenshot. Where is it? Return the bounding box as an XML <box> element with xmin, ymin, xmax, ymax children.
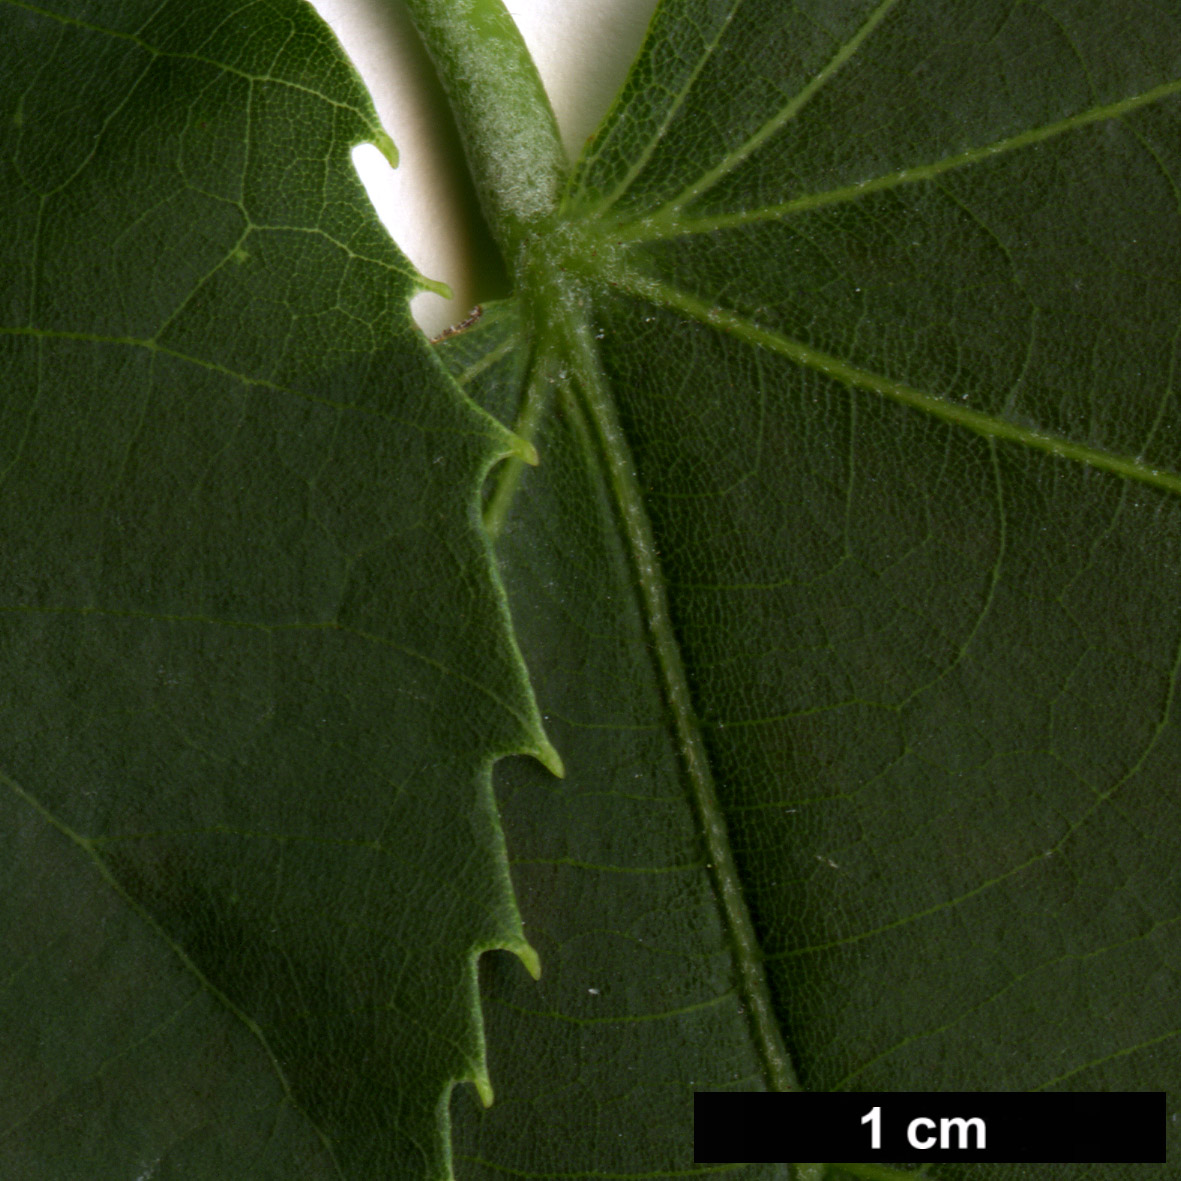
<box><xmin>435</xmin><ymin>3</ymin><xmax>1181</xmax><ymax>1176</ymax></box>
<box><xmin>2</xmin><ymin>3</ymin><xmax>1179</xmax><ymax>1181</ymax></box>
<box><xmin>0</xmin><ymin>3</ymin><xmax>556</xmax><ymax>1178</ymax></box>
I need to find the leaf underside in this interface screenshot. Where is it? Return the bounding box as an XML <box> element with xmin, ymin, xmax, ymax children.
<box><xmin>1</xmin><ymin>3</ymin><xmax>550</xmax><ymax>1178</ymax></box>
<box><xmin>2</xmin><ymin>1</ymin><xmax>1179</xmax><ymax>1180</ymax></box>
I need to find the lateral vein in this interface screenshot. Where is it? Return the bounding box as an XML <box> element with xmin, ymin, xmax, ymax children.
<box><xmin>0</xmin><ymin>766</ymin><xmax>346</xmax><ymax>1177</ymax></box>
<box><xmin>614</xmin><ymin>74</ymin><xmax>1181</xmax><ymax>243</ymax></box>
<box><xmin>633</xmin><ymin>0</ymin><xmax>902</xmax><ymax>224</ymax></box>
<box><xmin>578</xmin><ymin>0</ymin><xmax>744</xmax><ymax>218</ymax></box>
<box><xmin>614</xmin><ymin>272</ymin><xmax>1181</xmax><ymax>497</ymax></box>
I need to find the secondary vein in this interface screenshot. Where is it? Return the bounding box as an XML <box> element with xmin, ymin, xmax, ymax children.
<box><xmin>578</xmin><ymin>0</ymin><xmax>744</xmax><ymax>219</ymax></box>
<box><xmin>656</xmin><ymin>0</ymin><xmax>903</xmax><ymax>216</ymax></box>
<box><xmin>612</xmin><ymin>271</ymin><xmax>1181</xmax><ymax>497</ymax></box>
<box><xmin>613</xmin><ymin>74</ymin><xmax>1181</xmax><ymax>243</ymax></box>
<box><xmin>0</xmin><ymin>766</ymin><xmax>346</xmax><ymax>1177</ymax></box>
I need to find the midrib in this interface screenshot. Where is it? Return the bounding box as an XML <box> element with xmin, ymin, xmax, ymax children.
<box><xmin>555</xmin><ymin>301</ymin><xmax>799</xmax><ymax>1094</ymax></box>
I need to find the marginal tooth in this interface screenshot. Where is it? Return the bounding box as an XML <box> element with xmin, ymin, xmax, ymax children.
<box><xmin>473</xmin><ymin>1072</ymin><xmax>494</xmax><ymax>1109</ymax></box>
<box><xmin>371</xmin><ymin>129</ymin><xmax>398</xmax><ymax>168</ymax></box>
<box><xmin>509</xmin><ymin>435</ymin><xmax>540</xmax><ymax>466</ymax></box>
<box><xmin>515</xmin><ymin>940</ymin><xmax>542</xmax><ymax>981</ymax></box>
<box><xmin>415</xmin><ymin>272</ymin><xmax>453</xmax><ymax>299</ymax></box>
<box><xmin>535</xmin><ymin>735</ymin><xmax>564</xmax><ymax>779</ymax></box>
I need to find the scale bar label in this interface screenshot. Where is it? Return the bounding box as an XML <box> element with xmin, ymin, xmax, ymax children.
<box><xmin>693</xmin><ymin>1092</ymin><xmax>1167</xmax><ymax>1163</ymax></box>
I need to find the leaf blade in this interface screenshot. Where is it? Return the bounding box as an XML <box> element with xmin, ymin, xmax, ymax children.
<box><xmin>0</xmin><ymin>2</ymin><xmax>552</xmax><ymax>1176</ymax></box>
<box><xmin>449</xmin><ymin>1</ymin><xmax>1181</xmax><ymax>1176</ymax></box>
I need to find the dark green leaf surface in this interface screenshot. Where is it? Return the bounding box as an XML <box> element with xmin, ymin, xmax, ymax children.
<box><xmin>442</xmin><ymin>1</ymin><xmax>1181</xmax><ymax>1178</ymax></box>
<box><xmin>0</xmin><ymin>3</ymin><xmax>555</xmax><ymax>1178</ymax></box>
<box><xmin>2</xmin><ymin>1</ymin><xmax>1179</xmax><ymax>1179</ymax></box>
